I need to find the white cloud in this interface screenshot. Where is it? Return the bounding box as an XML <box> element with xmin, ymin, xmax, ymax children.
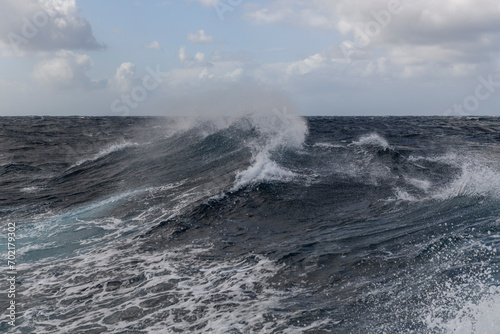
<box><xmin>244</xmin><ymin>0</ymin><xmax>337</xmax><ymax>29</ymax></box>
<box><xmin>244</xmin><ymin>0</ymin><xmax>500</xmax><ymax>79</ymax></box>
<box><xmin>286</xmin><ymin>53</ymin><xmax>327</xmax><ymax>76</ymax></box>
<box><xmin>145</xmin><ymin>40</ymin><xmax>162</xmax><ymax>50</ymax></box>
<box><xmin>187</xmin><ymin>29</ymin><xmax>214</xmax><ymax>43</ymax></box>
<box><xmin>0</xmin><ymin>0</ymin><xmax>104</xmax><ymax>56</ymax></box>
<box><xmin>168</xmin><ymin>54</ymin><xmax>247</xmax><ymax>87</ymax></box>
<box><xmin>113</xmin><ymin>62</ymin><xmax>137</xmax><ymax>93</ymax></box>
<box><xmin>32</xmin><ymin>50</ymin><xmax>107</xmax><ymax>90</ymax></box>
<box><xmin>170</xmin><ymin>46</ymin><xmax>380</xmax><ymax>91</ymax></box>
<box><xmin>245</xmin><ymin>0</ymin><xmax>500</xmax><ymax>37</ymax></box>
<box><xmin>194</xmin><ymin>52</ymin><xmax>205</xmax><ymax>62</ymax></box>
<box><xmin>335</xmin><ymin>0</ymin><xmax>500</xmax><ymax>49</ymax></box>
<box><xmin>178</xmin><ymin>46</ymin><xmax>207</xmax><ymax>66</ymax></box>
<box><xmin>246</xmin><ymin>7</ymin><xmax>288</xmax><ymax>25</ymax></box>
<box><xmin>224</xmin><ymin>68</ymin><xmax>244</xmax><ymax>81</ymax></box>
<box><xmin>185</xmin><ymin>0</ymin><xmax>219</xmax><ymax>7</ymax></box>
<box><xmin>179</xmin><ymin>46</ymin><xmax>188</xmax><ymax>62</ymax></box>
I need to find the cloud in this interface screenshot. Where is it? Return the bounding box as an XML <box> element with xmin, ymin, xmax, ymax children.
<box><xmin>0</xmin><ymin>0</ymin><xmax>104</xmax><ymax>56</ymax></box>
<box><xmin>244</xmin><ymin>0</ymin><xmax>337</xmax><ymax>29</ymax></box>
<box><xmin>286</xmin><ymin>53</ymin><xmax>327</xmax><ymax>76</ymax></box>
<box><xmin>335</xmin><ymin>0</ymin><xmax>500</xmax><ymax>57</ymax></box>
<box><xmin>170</xmin><ymin>46</ymin><xmax>353</xmax><ymax>90</ymax></box>
<box><xmin>113</xmin><ymin>62</ymin><xmax>138</xmax><ymax>93</ymax></box>
<box><xmin>167</xmin><ymin>49</ymin><xmax>250</xmax><ymax>87</ymax></box>
<box><xmin>184</xmin><ymin>0</ymin><xmax>219</xmax><ymax>7</ymax></box>
<box><xmin>178</xmin><ymin>46</ymin><xmax>207</xmax><ymax>67</ymax></box>
<box><xmin>194</xmin><ymin>52</ymin><xmax>205</xmax><ymax>62</ymax></box>
<box><xmin>243</xmin><ymin>0</ymin><xmax>500</xmax><ymax>78</ymax></box>
<box><xmin>32</xmin><ymin>50</ymin><xmax>107</xmax><ymax>90</ymax></box>
<box><xmin>179</xmin><ymin>46</ymin><xmax>188</xmax><ymax>62</ymax></box>
<box><xmin>187</xmin><ymin>29</ymin><xmax>214</xmax><ymax>43</ymax></box>
<box><xmin>145</xmin><ymin>40</ymin><xmax>163</xmax><ymax>50</ymax></box>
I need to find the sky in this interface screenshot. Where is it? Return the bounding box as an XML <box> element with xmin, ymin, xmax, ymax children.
<box><xmin>1</xmin><ymin>0</ymin><xmax>500</xmax><ymax>116</ymax></box>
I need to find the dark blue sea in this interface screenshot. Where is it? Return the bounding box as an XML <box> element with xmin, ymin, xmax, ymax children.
<box><xmin>1</xmin><ymin>114</ymin><xmax>499</xmax><ymax>333</ymax></box>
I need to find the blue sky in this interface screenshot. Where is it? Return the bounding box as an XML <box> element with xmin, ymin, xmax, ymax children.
<box><xmin>1</xmin><ymin>0</ymin><xmax>500</xmax><ymax>116</ymax></box>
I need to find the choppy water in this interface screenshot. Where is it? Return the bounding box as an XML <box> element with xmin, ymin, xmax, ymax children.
<box><xmin>1</xmin><ymin>114</ymin><xmax>499</xmax><ymax>333</ymax></box>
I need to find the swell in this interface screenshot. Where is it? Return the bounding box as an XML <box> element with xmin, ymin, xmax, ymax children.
<box><xmin>1</xmin><ymin>112</ymin><xmax>307</xmax><ymax>211</ymax></box>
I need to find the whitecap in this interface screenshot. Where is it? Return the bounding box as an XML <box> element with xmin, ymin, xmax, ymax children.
<box><xmin>70</xmin><ymin>141</ymin><xmax>141</xmax><ymax>168</ymax></box>
<box><xmin>352</xmin><ymin>133</ymin><xmax>390</xmax><ymax>149</ymax></box>
<box><xmin>232</xmin><ymin>151</ymin><xmax>296</xmax><ymax>191</ymax></box>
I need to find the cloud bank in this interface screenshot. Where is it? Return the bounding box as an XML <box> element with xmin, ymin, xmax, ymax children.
<box><xmin>0</xmin><ymin>0</ymin><xmax>104</xmax><ymax>56</ymax></box>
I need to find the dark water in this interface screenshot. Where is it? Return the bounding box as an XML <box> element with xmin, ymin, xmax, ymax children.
<box><xmin>0</xmin><ymin>114</ymin><xmax>499</xmax><ymax>333</ymax></box>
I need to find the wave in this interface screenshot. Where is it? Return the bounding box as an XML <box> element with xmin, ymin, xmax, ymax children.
<box><xmin>16</xmin><ymin>183</ymin><xmax>192</xmax><ymax>264</ymax></box>
<box><xmin>172</xmin><ymin>108</ymin><xmax>308</xmax><ymax>191</ymax></box>
<box><xmin>231</xmin><ymin>151</ymin><xmax>296</xmax><ymax>191</ymax></box>
<box><xmin>233</xmin><ymin>109</ymin><xmax>307</xmax><ymax>188</ymax></box>
<box><xmin>400</xmin><ymin>152</ymin><xmax>500</xmax><ymax>201</ymax></box>
<box><xmin>70</xmin><ymin>141</ymin><xmax>141</xmax><ymax>168</ymax></box>
<box><xmin>351</xmin><ymin>132</ymin><xmax>390</xmax><ymax>149</ymax></box>
<box><xmin>312</xmin><ymin>142</ymin><xmax>346</xmax><ymax>149</ymax></box>
<box><xmin>338</xmin><ymin>133</ymin><xmax>500</xmax><ymax>203</ymax></box>
<box><xmin>432</xmin><ymin>157</ymin><xmax>500</xmax><ymax>200</ymax></box>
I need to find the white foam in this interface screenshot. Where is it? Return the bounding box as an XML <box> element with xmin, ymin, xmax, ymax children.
<box><xmin>16</xmin><ymin>241</ymin><xmax>331</xmax><ymax>333</ymax></box>
<box><xmin>394</xmin><ymin>188</ymin><xmax>418</xmax><ymax>202</ymax></box>
<box><xmin>408</xmin><ymin>152</ymin><xmax>458</xmax><ymax>163</ymax></box>
<box><xmin>71</xmin><ymin>141</ymin><xmax>141</xmax><ymax>168</ymax></box>
<box><xmin>407</xmin><ymin>153</ymin><xmax>500</xmax><ymax>201</ymax></box>
<box><xmin>13</xmin><ymin>241</ymin><xmax>58</xmax><ymax>257</ymax></box>
<box><xmin>395</xmin><ymin>152</ymin><xmax>500</xmax><ymax>201</ymax></box>
<box><xmin>405</xmin><ymin>177</ymin><xmax>432</xmax><ymax>192</ymax></box>
<box><xmin>232</xmin><ymin>151</ymin><xmax>296</xmax><ymax>191</ymax></box>
<box><xmin>406</xmin><ymin>238</ymin><xmax>500</xmax><ymax>334</ymax></box>
<box><xmin>158</xmin><ymin>109</ymin><xmax>308</xmax><ymax>191</ymax></box>
<box><xmin>20</xmin><ymin>186</ymin><xmax>40</xmax><ymax>193</ymax></box>
<box><xmin>434</xmin><ymin>160</ymin><xmax>500</xmax><ymax>200</ymax></box>
<box><xmin>16</xmin><ymin>185</ymin><xmax>186</xmax><ymax>263</ymax></box>
<box><xmin>352</xmin><ymin>133</ymin><xmax>390</xmax><ymax>149</ymax></box>
<box><xmin>313</xmin><ymin>142</ymin><xmax>346</xmax><ymax>149</ymax></box>
<box><xmin>426</xmin><ymin>286</ymin><xmax>500</xmax><ymax>334</ymax></box>
<box><xmin>229</xmin><ymin>108</ymin><xmax>308</xmax><ymax>190</ymax></box>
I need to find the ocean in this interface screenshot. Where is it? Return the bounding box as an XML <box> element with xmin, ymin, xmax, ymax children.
<box><xmin>0</xmin><ymin>114</ymin><xmax>499</xmax><ymax>333</ymax></box>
